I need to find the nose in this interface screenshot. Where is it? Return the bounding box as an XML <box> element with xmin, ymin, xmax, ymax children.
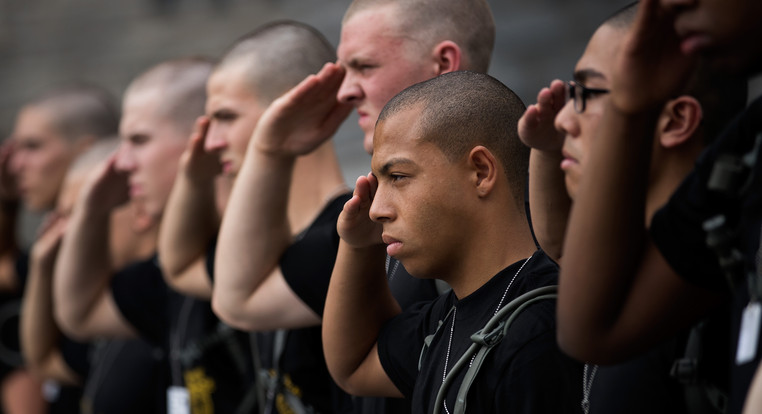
<box><xmin>336</xmin><ymin>71</ymin><xmax>363</xmax><ymax>105</ymax></box>
<box><xmin>368</xmin><ymin>183</ymin><xmax>394</xmax><ymax>224</ymax></box>
<box><xmin>554</xmin><ymin>100</ymin><xmax>579</xmax><ymax>139</ymax></box>
<box><xmin>114</xmin><ymin>144</ymin><xmax>136</xmax><ymax>173</ymax></box>
<box><xmin>204</xmin><ymin>122</ymin><xmax>227</xmax><ymax>153</ymax></box>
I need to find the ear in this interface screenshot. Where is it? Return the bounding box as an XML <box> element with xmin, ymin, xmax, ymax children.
<box><xmin>468</xmin><ymin>146</ymin><xmax>499</xmax><ymax>197</ymax></box>
<box><xmin>657</xmin><ymin>95</ymin><xmax>702</xmax><ymax>149</ymax></box>
<box><xmin>432</xmin><ymin>40</ymin><xmax>462</xmax><ymax>75</ymax></box>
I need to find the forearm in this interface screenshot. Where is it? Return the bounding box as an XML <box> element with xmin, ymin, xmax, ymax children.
<box><xmin>213</xmin><ymin>147</ymin><xmax>293</xmax><ymax>322</ymax></box>
<box><xmin>558</xmin><ymin>105</ymin><xmax>658</xmax><ymax>359</ymax></box>
<box><xmin>528</xmin><ymin>149</ymin><xmax>571</xmax><ymax>261</ymax></box>
<box><xmin>322</xmin><ymin>241</ymin><xmax>400</xmax><ymax>394</ymax></box>
<box><xmin>53</xmin><ymin>205</ymin><xmax>113</xmax><ymax>335</ymax></box>
<box><xmin>20</xmin><ymin>260</ymin><xmax>80</xmax><ymax>385</ymax></box>
<box><xmin>158</xmin><ymin>170</ymin><xmax>218</xmax><ymax>283</ymax></box>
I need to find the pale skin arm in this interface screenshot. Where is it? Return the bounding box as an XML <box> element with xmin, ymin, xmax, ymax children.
<box><xmin>518</xmin><ymin>80</ymin><xmax>571</xmax><ymax>262</ymax></box>
<box><xmin>53</xmin><ymin>156</ymin><xmax>138</xmax><ymax>341</ymax></box>
<box><xmin>213</xmin><ymin>62</ymin><xmax>352</xmax><ymax>331</ymax></box>
<box><xmin>557</xmin><ymin>0</ymin><xmax>725</xmax><ymax>364</ymax></box>
<box><xmin>20</xmin><ymin>214</ymin><xmax>81</xmax><ymax>385</ymax></box>
<box><xmin>157</xmin><ymin>116</ymin><xmax>218</xmax><ymax>299</ymax></box>
<box><xmin>322</xmin><ymin>174</ymin><xmax>402</xmax><ymax>397</ymax></box>
<box><xmin>744</xmin><ymin>364</ymin><xmax>762</xmax><ymax>413</ymax></box>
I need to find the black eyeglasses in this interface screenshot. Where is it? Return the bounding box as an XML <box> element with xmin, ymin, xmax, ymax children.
<box><xmin>567</xmin><ymin>81</ymin><xmax>610</xmax><ymax>113</ymax></box>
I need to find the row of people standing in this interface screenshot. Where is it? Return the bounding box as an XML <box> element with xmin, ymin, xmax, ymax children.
<box><xmin>4</xmin><ymin>0</ymin><xmax>762</xmax><ymax>413</ymax></box>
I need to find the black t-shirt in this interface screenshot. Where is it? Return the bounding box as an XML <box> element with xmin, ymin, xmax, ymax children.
<box><xmin>111</xmin><ymin>256</ymin><xmax>256</xmax><ymax>414</ymax></box>
<box><xmin>651</xmin><ymin>96</ymin><xmax>762</xmax><ymax>413</ymax></box>
<box><xmin>281</xmin><ymin>193</ymin><xmax>351</xmax><ymax>316</ymax></box>
<box><xmin>282</xmin><ymin>193</ymin><xmax>440</xmax><ymax>316</ymax></box>
<box><xmin>205</xmin><ymin>195</ymin><xmax>353</xmax><ymax>414</ymax></box>
<box><xmin>280</xmin><ymin>193</ymin><xmax>442</xmax><ymax>414</ymax></box>
<box><xmin>80</xmin><ymin>338</ymin><xmax>166</xmax><ymax>414</ymax></box>
<box><xmin>588</xmin><ymin>338</ymin><xmax>688</xmax><ymax>413</ymax></box>
<box><xmin>377</xmin><ymin>250</ymin><xmax>582</xmax><ymax>414</ymax></box>
<box><xmin>13</xmin><ymin>250</ymin><xmax>90</xmax><ymax>414</ymax></box>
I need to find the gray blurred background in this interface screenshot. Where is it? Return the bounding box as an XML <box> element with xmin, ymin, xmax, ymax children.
<box><xmin>0</xmin><ymin>0</ymin><xmax>634</xmax><ymax>186</ymax></box>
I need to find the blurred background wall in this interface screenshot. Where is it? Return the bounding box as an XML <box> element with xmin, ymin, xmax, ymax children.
<box><xmin>0</xmin><ymin>0</ymin><xmax>633</xmax><ymax>185</ymax></box>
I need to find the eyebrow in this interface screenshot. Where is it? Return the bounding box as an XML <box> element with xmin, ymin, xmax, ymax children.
<box><xmin>343</xmin><ymin>58</ymin><xmax>368</xmax><ymax>70</ymax></box>
<box><xmin>573</xmin><ymin>69</ymin><xmax>606</xmax><ymax>84</ymax></box>
<box><xmin>375</xmin><ymin>157</ymin><xmax>416</xmax><ymax>176</ymax></box>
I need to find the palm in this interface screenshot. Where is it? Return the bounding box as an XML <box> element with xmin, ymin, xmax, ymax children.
<box><xmin>337</xmin><ymin>174</ymin><xmax>383</xmax><ymax>248</ymax></box>
<box><xmin>84</xmin><ymin>156</ymin><xmax>130</xmax><ymax>212</ymax></box>
<box><xmin>254</xmin><ymin>63</ymin><xmax>353</xmax><ymax>156</ymax></box>
<box><xmin>518</xmin><ymin>80</ymin><xmax>566</xmax><ymax>152</ymax></box>
<box><xmin>183</xmin><ymin>116</ymin><xmax>221</xmax><ymax>182</ymax></box>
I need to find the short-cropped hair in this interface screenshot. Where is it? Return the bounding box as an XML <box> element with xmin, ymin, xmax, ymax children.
<box><xmin>125</xmin><ymin>56</ymin><xmax>214</xmax><ymax>135</ymax></box>
<box><xmin>29</xmin><ymin>83</ymin><xmax>120</xmax><ymax>142</ymax></box>
<box><xmin>344</xmin><ymin>0</ymin><xmax>495</xmax><ymax>73</ymax></box>
<box><xmin>218</xmin><ymin>21</ymin><xmax>336</xmax><ymax>106</ymax></box>
<box><xmin>378</xmin><ymin>71</ymin><xmax>528</xmax><ymax>209</ymax></box>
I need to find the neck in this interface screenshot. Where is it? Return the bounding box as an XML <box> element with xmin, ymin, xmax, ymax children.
<box><xmin>446</xmin><ymin>201</ymin><xmax>537</xmax><ymax>299</ymax></box>
<box><xmin>645</xmin><ymin>143</ymin><xmax>702</xmax><ymax>227</ymax></box>
<box><xmin>288</xmin><ymin>141</ymin><xmax>346</xmax><ymax>233</ymax></box>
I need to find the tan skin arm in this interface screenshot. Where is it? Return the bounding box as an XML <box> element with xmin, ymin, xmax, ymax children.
<box><xmin>212</xmin><ymin>63</ymin><xmax>351</xmax><ymax>331</ymax></box>
<box><xmin>322</xmin><ymin>174</ymin><xmax>402</xmax><ymax>397</ymax></box>
<box><xmin>20</xmin><ymin>214</ymin><xmax>81</xmax><ymax>385</ymax></box>
<box><xmin>157</xmin><ymin>117</ymin><xmax>219</xmax><ymax>300</ymax></box>
<box><xmin>518</xmin><ymin>80</ymin><xmax>571</xmax><ymax>262</ymax></box>
<box><xmin>557</xmin><ymin>0</ymin><xmax>725</xmax><ymax>364</ymax></box>
<box><xmin>53</xmin><ymin>156</ymin><xmax>138</xmax><ymax>341</ymax></box>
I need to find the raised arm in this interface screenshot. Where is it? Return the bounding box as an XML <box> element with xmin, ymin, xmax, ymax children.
<box><xmin>157</xmin><ymin>116</ymin><xmax>219</xmax><ymax>299</ymax></box>
<box><xmin>20</xmin><ymin>214</ymin><xmax>81</xmax><ymax>385</ymax></box>
<box><xmin>53</xmin><ymin>156</ymin><xmax>137</xmax><ymax>340</ymax></box>
<box><xmin>557</xmin><ymin>0</ymin><xmax>724</xmax><ymax>363</ymax></box>
<box><xmin>323</xmin><ymin>174</ymin><xmax>401</xmax><ymax>397</ymax></box>
<box><xmin>518</xmin><ymin>80</ymin><xmax>571</xmax><ymax>262</ymax></box>
<box><xmin>213</xmin><ymin>62</ymin><xmax>352</xmax><ymax>331</ymax></box>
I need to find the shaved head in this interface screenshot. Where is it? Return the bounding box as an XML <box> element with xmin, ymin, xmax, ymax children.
<box><xmin>217</xmin><ymin>21</ymin><xmax>336</xmax><ymax>106</ymax></box>
<box><xmin>27</xmin><ymin>84</ymin><xmax>119</xmax><ymax>142</ymax></box>
<box><xmin>125</xmin><ymin>57</ymin><xmax>213</xmax><ymax>135</ymax></box>
<box><xmin>344</xmin><ymin>0</ymin><xmax>495</xmax><ymax>72</ymax></box>
<box><xmin>379</xmin><ymin>71</ymin><xmax>528</xmax><ymax>210</ymax></box>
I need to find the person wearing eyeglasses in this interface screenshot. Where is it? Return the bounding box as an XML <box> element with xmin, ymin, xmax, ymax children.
<box><xmin>518</xmin><ymin>3</ymin><xmax>747</xmax><ymax>413</ymax></box>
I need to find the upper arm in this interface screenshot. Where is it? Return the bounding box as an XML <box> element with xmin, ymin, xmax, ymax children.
<box><xmin>337</xmin><ymin>343</ymin><xmax>402</xmax><ymax>398</ymax></box>
<box><xmin>213</xmin><ymin>266</ymin><xmax>321</xmax><ymax>331</ymax></box>
<box><xmin>161</xmin><ymin>256</ymin><xmax>212</xmax><ymax>300</ymax></box>
<box><xmin>57</xmin><ymin>289</ymin><xmax>138</xmax><ymax>341</ymax></box>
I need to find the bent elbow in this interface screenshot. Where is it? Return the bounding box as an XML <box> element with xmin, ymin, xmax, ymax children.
<box><xmin>211</xmin><ymin>294</ymin><xmax>254</xmax><ymax>331</ymax></box>
<box><xmin>54</xmin><ymin>309</ymin><xmax>94</xmax><ymax>342</ymax></box>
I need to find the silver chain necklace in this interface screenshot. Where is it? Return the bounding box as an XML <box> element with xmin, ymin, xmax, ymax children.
<box><xmin>440</xmin><ymin>253</ymin><xmax>534</xmax><ymax>414</ymax></box>
<box><xmin>581</xmin><ymin>364</ymin><xmax>598</xmax><ymax>414</ymax></box>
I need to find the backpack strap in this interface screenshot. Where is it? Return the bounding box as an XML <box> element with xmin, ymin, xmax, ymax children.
<box><xmin>431</xmin><ymin>285</ymin><xmax>558</xmax><ymax>414</ymax></box>
<box><xmin>419</xmin><ymin>306</ymin><xmax>456</xmax><ymax>372</ymax></box>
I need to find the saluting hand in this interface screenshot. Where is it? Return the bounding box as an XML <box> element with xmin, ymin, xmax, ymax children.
<box><xmin>518</xmin><ymin>79</ymin><xmax>567</xmax><ymax>152</ymax></box>
<box><xmin>337</xmin><ymin>173</ymin><xmax>383</xmax><ymax>249</ymax></box>
<box><xmin>251</xmin><ymin>62</ymin><xmax>353</xmax><ymax>157</ymax></box>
